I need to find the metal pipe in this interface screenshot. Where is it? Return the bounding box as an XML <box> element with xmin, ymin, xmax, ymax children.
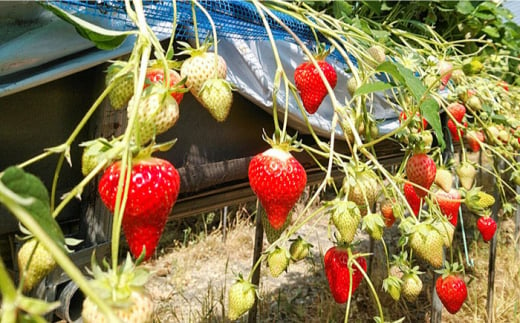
<box><xmin>55</xmin><ymin>280</ymin><xmax>84</xmax><ymax>323</ymax></box>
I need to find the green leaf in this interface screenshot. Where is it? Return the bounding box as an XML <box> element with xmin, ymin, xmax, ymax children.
<box><xmin>361</xmin><ymin>1</ymin><xmax>382</xmax><ymax>14</ymax></box>
<box><xmin>354</xmin><ymin>81</ymin><xmax>395</xmax><ymax>96</ymax></box>
<box><xmin>376</xmin><ymin>61</ymin><xmax>425</xmax><ymax>101</ymax></box>
<box><xmin>420</xmin><ymin>98</ymin><xmax>445</xmax><ymax>149</ymax></box>
<box><xmin>0</xmin><ymin>167</ymin><xmax>65</xmax><ymax>250</ymax></box>
<box><xmin>40</xmin><ymin>3</ymin><xmax>135</xmax><ymax>50</ymax></box>
<box><xmin>376</xmin><ymin>60</ymin><xmax>445</xmax><ymax>149</ymax></box>
<box><xmin>332</xmin><ymin>1</ymin><xmax>353</xmax><ymax>18</ymax></box>
<box><xmin>395</xmin><ymin>63</ymin><xmax>427</xmax><ymax>102</ymax></box>
<box><xmin>456</xmin><ymin>1</ymin><xmax>475</xmax><ymax>15</ymax></box>
<box><xmin>482</xmin><ymin>25</ymin><xmax>500</xmax><ymax>38</ymax></box>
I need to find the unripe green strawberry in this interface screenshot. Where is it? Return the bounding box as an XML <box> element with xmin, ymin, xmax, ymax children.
<box><xmin>435</xmin><ymin>168</ymin><xmax>453</xmax><ymax>193</ymax></box>
<box><xmin>344</xmin><ymin>167</ymin><xmax>380</xmax><ymax>215</ymax></box>
<box><xmin>433</xmin><ymin>219</ymin><xmax>455</xmax><ymax>247</ymax></box>
<box><xmin>81</xmin><ymin>139</ymin><xmax>111</xmax><ymax>176</ymax></box>
<box><xmin>456</xmin><ymin>162</ymin><xmax>477</xmax><ymax>190</ymax></box>
<box><xmin>105</xmin><ymin>61</ymin><xmax>134</xmax><ymax>110</ymax></box>
<box><xmin>462</xmin><ymin>58</ymin><xmax>484</xmax><ymax>75</ymax></box>
<box><xmin>464</xmin><ymin>188</ymin><xmax>495</xmax><ymax>213</ymax></box>
<box><xmin>261</xmin><ymin>210</ymin><xmax>291</xmax><ymax>244</ymax></box>
<box><xmin>289</xmin><ymin>236</ymin><xmax>312</xmax><ymax>262</ymax></box>
<box><xmin>383</xmin><ymin>275</ymin><xmax>402</xmax><ymax>301</ymax></box>
<box><xmin>362</xmin><ymin>212</ymin><xmax>385</xmax><ymax>240</ymax></box>
<box><xmin>451</xmin><ymin>69</ymin><xmax>465</xmax><ymax>85</ymax></box>
<box><xmin>347</xmin><ymin>77</ymin><xmax>358</xmax><ymax>97</ymax></box>
<box><xmin>476</xmin><ymin>191</ymin><xmax>495</xmax><ymax>208</ymax></box>
<box><xmin>179</xmin><ymin>41</ymin><xmax>227</xmax><ymax>97</ymax></box>
<box><xmin>466</xmin><ymin>95</ymin><xmax>482</xmax><ymax>112</ymax></box>
<box><xmin>401</xmin><ymin>272</ymin><xmax>423</xmax><ymax>302</ymax></box>
<box><xmin>127</xmin><ymin>86</ymin><xmax>179</xmax><ymax>145</ymax></box>
<box><xmin>367</xmin><ymin>45</ymin><xmax>386</xmax><ymax>68</ymax></box>
<box><xmin>329</xmin><ymin>200</ymin><xmax>361</xmax><ymax>244</ymax></box>
<box><xmin>227</xmin><ymin>277</ymin><xmax>256</xmax><ymax>321</ymax></box>
<box><xmin>82</xmin><ymin>254</ymin><xmax>153</xmax><ymax>323</ymax></box>
<box><xmin>267</xmin><ymin>246</ymin><xmax>290</xmax><ymax>277</ymax></box>
<box><xmin>409</xmin><ymin>223</ymin><xmax>444</xmax><ymax>268</ymax></box>
<box><xmin>198</xmin><ymin>78</ymin><xmax>233</xmax><ymax>122</ymax></box>
<box><xmin>82</xmin><ymin>291</ymin><xmax>154</xmax><ymax>323</ymax></box>
<box><xmin>17</xmin><ymin>239</ymin><xmax>57</xmax><ymax>292</ymax></box>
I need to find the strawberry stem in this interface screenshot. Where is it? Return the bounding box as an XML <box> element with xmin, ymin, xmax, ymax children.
<box><xmin>0</xmin><ymin>256</ymin><xmax>16</xmax><ymax>303</ymax></box>
<box><xmin>191</xmin><ymin>1</ymin><xmax>200</xmax><ymax>49</ymax></box>
<box><xmin>192</xmin><ymin>0</ymin><xmax>220</xmax><ymax>77</ymax></box>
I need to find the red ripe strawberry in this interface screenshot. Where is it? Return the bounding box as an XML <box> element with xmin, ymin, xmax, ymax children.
<box><xmin>404</xmin><ymin>182</ymin><xmax>422</xmax><ymax>216</ymax></box>
<box><xmin>477</xmin><ymin>216</ymin><xmax>497</xmax><ymax>242</ymax></box>
<box><xmin>435</xmin><ymin>274</ymin><xmax>467</xmax><ymax>314</ymax></box>
<box><xmin>465</xmin><ymin>130</ymin><xmax>485</xmax><ymax>152</ymax></box>
<box><xmin>406</xmin><ymin>153</ymin><xmax>437</xmax><ymax>197</ymax></box>
<box><xmin>497</xmin><ymin>80</ymin><xmax>509</xmax><ymax>91</ymax></box>
<box><xmin>399</xmin><ymin>111</ymin><xmax>428</xmax><ymax>129</ymax></box>
<box><xmin>144</xmin><ymin>67</ymin><xmax>186</xmax><ymax>104</ymax></box>
<box><xmin>98</xmin><ymin>157</ymin><xmax>180</xmax><ymax>260</ymax></box>
<box><xmin>248</xmin><ymin>147</ymin><xmax>307</xmax><ymax>230</ymax></box>
<box><xmin>435</xmin><ymin>189</ymin><xmax>461</xmax><ymax>226</ymax></box>
<box><xmin>294</xmin><ymin>59</ymin><xmax>337</xmax><ymax>114</ymax></box>
<box><xmin>380</xmin><ymin>199</ymin><xmax>396</xmax><ymax>227</ymax></box>
<box><xmin>324</xmin><ymin>246</ymin><xmax>366</xmax><ymax>304</ymax></box>
<box><xmin>447</xmin><ymin>102</ymin><xmax>466</xmax><ymax>122</ymax></box>
<box><xmin>447</xmin><ymin>120</ymin><xmax>467</xmax><ymax>142</ymax></box>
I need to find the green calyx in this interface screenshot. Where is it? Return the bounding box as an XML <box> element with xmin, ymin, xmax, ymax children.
<box><xmin>434</xmin><ymin>261</ymin><xmax>464</xmax><ymax>278</ymax></box>
<box><xmin>177</xmin><ymin>37</ymin><xmax>214</xmax><ymax>57</ymax></box>
<box><xmin>86</xmin><ymin>253</ymin><xmax>150</xmax><ymax>306</ymax></box>
<box><xmin>262</xmin><ymin>130</ymin><xmax>303</xmax><ymax>153</ymax></box>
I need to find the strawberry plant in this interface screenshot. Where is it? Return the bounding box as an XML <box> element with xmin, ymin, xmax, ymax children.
<box><xmin>1</xmin><ymin>0</ymin><xmax>519</xmax><ymax>322</ymax></box>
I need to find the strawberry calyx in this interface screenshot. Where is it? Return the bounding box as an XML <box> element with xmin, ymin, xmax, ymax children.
<box><xmin>309</xmin><ymin>43</ymin><xmax>334</xmax><ymax>62</ymax></box>
<box><xmin>401</xmin><ymin>265</ymin><xmax>424</xmax><ymax>278</ymax></box>
<box><xmin>262</xmin><ymin>131</ymin><xmax>302</xmax><ymax>154</ymax></box>
<box><xmin>462</xmin><ymin>186</ymin><xmax>495</xmax><ymax>213</ymax></box>
<box><xmin>233</xmin><ymin>273</ymin><xmax>259</xmax><ymax>297</ymax></box>
<box><xmin>434</xmin><ymin>261</ymin><xmax>464</xmax><ymax>279</ymax></box>
<box><xmin>177</xmin><ymin>38</ymin><xmax>213</xmax><ymax>58</ymax></box>
<box><xmin>86</xmin><ymin>253</ymin><xmax>150</xmax><ymax>306</ymax></box>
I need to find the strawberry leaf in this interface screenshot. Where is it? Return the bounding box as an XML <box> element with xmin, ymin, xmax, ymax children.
<box><xmin>353</xmin><ymin>81</ymin><xmax>395</xmax><ymax>96</ymax></box>
<box><xmin>41</xmin><ymin>3</ymin><xmax>135</xmax><ymax>50</ymax></box>
<box><xmin>376</xmin><ymin>61</ymin><xmax>445</xmax><ymax>149</ymax></box>
<box><xmin>420</xmin><ymin>98</ymin><xmax>445</xmax><ymax>149</ymax></box>
<box><xmin>0</xmin><ymin>167</ymin><xmax>65</xmax><ymax>251</ymax></box>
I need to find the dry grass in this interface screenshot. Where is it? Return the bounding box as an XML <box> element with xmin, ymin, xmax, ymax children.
<box><xmin>145</xmin><ymin>195</ymin><xmax>520</xmax><ymax>323</ymax></box>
